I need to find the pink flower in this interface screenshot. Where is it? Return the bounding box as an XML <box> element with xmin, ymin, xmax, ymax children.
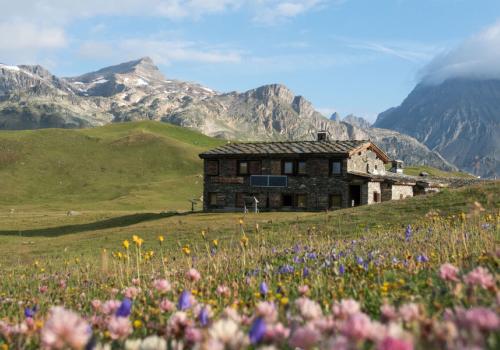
<box><xmin>289</xmin><ymin>324</ymin><xmax>320</xmax><ymax>349</ymax></box>
<box><xmin>186</xmin><ymin>268</ymin><xmax>201</xmax><ymax>282</ymax></box>
<box><xmin>41</xmin><ymin>307</ymin><xmax>90</xmax><ymax>350</ymax></box>
<box><xmin>295</xmin><ymin>297</ymin><xmax>323</xmax><ymax>320</ymax></box>
<box><xmin>378</xmin><ymin>336</ymin><xmax>413</xmax><ymax>350</ymax></box>
<box><xmin>341</xmin><ymin>312</ymin><xmax>374</xmax><ymax>340</ymax></box>
<box><xmin>101</xmin><ymin>300</ymin><xmax>121</xmax><ymax>315</ymax></box>
<box><xmin>185</xmin><ymin>327</ymin><xmax>203</xmax><ymax>343</ymax></box>
<box><xmin>264</xmin><ymin>322</ymin><xmax>290</xmax><ymax>342</ymax></box>
<box><xmin>160</xmin><ymin>299</ymin><xmax>175</xmax><ymax>312</ymax></box>
<box><xmin>58</xmin><ymin>280</ymin><xmax>67</xmax><ymax>289</ymax></box>
<box><xmin>39</xmin><ymin>285</ymin><xmax>49</xmax><ymax>294</ymax></box>
<box><xmin>107</xmin><ymin>316</ymin><xmax>132</xmax><ymax>340</ymax></box>
<box><xmin>153</xmin><ymin>279</ymin><xmax>171</xmax><ymax>293</ymax></box>
<box><xmin>398</xmin><ymin>303</ymin><xmax>420</xmax><ymax>323</ymax></box>
<box><xmin>131</xmin><ymin>278</ymin><xmax>140</xmax><ymax>286</ymax></box>
<box><xmin>256</xmin><ymin>301</ymin><xmax>278</xmax><ymax>323</ymax></box>
<box><xmin>90</xmin><ymin>300</ymin><xmax>101</xmax><ymax>312</ymax></box>
<box><xmin>439</xmin><ymin>263</ymin><xmax>460</xmax><ymax>282</ymax></box>
<box><xmin>463</xmin><ymin>267</ymin><xmax>495</xmax><ymax>289</ymax></box>
<box><xmin>332</xmin><ymin>299</ymin><xmax>361</xmax><ymax>319</ymax></box>
<box><xmin>464</xmin><ymin>307</ymin><xmax>500</xmax><ymax>331</ymax></box>
<box><xmin>381</xmin><ymin>303</ymin><xmax>398</xmax><ymax>322</ymax></box>
<box><xmin>123</xmin><ymin>286</ymin><xmax>140</xmax><ymax>299</ymax></box>
<box><xmin>298</xmin><ymin>285</ymin><xmax>310</xmax><ymax>295</ymax></box>
<box><xmin>216</xmin><ymin>285</ymin><xmax>231</xmax><ymax>297</ymax></box>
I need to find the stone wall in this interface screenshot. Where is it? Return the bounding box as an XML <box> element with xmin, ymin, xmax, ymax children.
<box><xmin>391</xmin><ymin>185</ymin><xmax>414</xmax><ymax>200</ymax></box>
<box><xmin>366</xmin><ymin>181</ymin><xmax>382</xmax><ymax>204</ymax></box>
<box><xmin>348</xmin><ymin>150</ymin><xmax>386</xmax><ymax>175</ymax></box>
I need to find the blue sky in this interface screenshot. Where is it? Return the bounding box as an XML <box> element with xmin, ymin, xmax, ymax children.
<box><xmin>1</xmin><ymin>0</ymin><xmax>500</xmax><ymax>121</ymax></box>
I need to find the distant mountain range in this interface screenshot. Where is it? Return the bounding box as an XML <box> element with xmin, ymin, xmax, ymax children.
<box><xmin>0</xmin><ymin>57</ymin><xmax>463</xmax><ymax>172</ymax></box>
<box><xmin>375</xmin><ymin>78</ymin><xmax>500</xmax><ymax>178</ymax></box>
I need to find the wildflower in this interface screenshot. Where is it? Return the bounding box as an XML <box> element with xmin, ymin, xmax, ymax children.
<box><xmin>416</xmin><ymin>254</ymin><xmax>428</xmax><ymax>263</ymax></box>
<box><xmin>186</xmin><ymin>268</ymin><xmax>201</xmax><ymax>282</ymax></box>
<box><xmin>339</xmin><ymin>264</ymin><xmax>345</xmax><ymax>275</ymax></box>
<box><xmin>439</xmin><ymin>263</ymin><xmax>460</xmax><ymax>282</ymax></box>
<box><xmin>199</xmin><ymin>307</ymin><xmax>210</xmax><ymax>327</ymax></box>
<box><xmin>159</xmin><ymin>299</ymin><xmax>175</xmax><ymax>313</ymax></box>
<box><xmin>463</xmin><ymin>266</ymin><xmax>495</xmax><ymax>289</ymax></box>
<box><xmin>259</xmin><ymin>281</ymin><xmax>269</xmax><ymax>296</ymax></box>
<box><xmin>24</xmin><ymin>306</ymin><xmax>36</xmax><ymax>318</ymax></box>
<box><xmin>378</xmin><ymin>336</ymin><xmax>413</xmax><ymax>350</ymax></box>
<box><xmin>208</xmin><ymin>319</ymin><xmax>248</xmax><ymax>349</ymax></box>
<box><xmin>289</xmin><ymin>324</ymin><xmax>320</xmax><ymax>349</ymax></box>
<box><xmin>133</xmin><ymin>320</ymin><xmax>142</xmax><ymax>329</ymax></box>
<box><xmin>158</xmin><ymin>235</ymin><xmax>164</xmax><ymax>243</ymax></box>
<box><xmin>278</xmin><ymin>265</ymin><xmax>294</xmax><ymax>274</ymax></box>
<box><xmin>90</xmin><ymin>299</ymin><xmax>101</xmax><ymax>312</ymax></box>
<box><xmin>296</xmin><ymin>297</ymin><xmax>323</xmax><ymax>320</ymax></box>
<box><xmin>41</xmin><ymin>307</ymin><xmax>91</xmax><ymax>349</ymax></box>
<box><xmin>122</xmin><ymin>240</ymin><xmax>130</xmax><ymax>250</ymax></box>
<box><xmin>132</xmin><ymin>235</ymin><xmax>144</xmax><ymax>247</ymax></box>
<box><xmin>185</xmin><ymin>327</ymin><xmax>203</xmax><ymax>343</ymax></box>
<box><xmin>264</xmin><ymin>322</ymin><xmax>290</xmax><ymax>342</ymax></box>
<box><xmin>101</xmin><ymin>300</ymin><xmax>121</xmax><ymax>315</ymax></box>
<box><xmin>256</xmin><ymin>301</ymin><xmax>278</xmax><ymax>323</ymax></box>
<box><xmin>341</xmin><ymin>312</ymin><xmax>373</xmax><ymax>340</ymax></box>
<box><xmin>116</xmin><ymin>298</ymin><xmax>132</xmax><ymax>318</ymax></box>
<box><xmin>153</xmin><ymin>279</ymin><xmax>171</xmax><ymax>293</ymax></box>
<box><xmin>178</xmin><ymin>290</ymin><xmax>192</xmax><ymax>310</ymax></box>
<box><xmin>463</xmin><ymin>307</ymin><xmax>500</xmax><ymax>331</ymax></box>
<box><xmin>212</xmin><ymin>239</ymin><xmax>218</xmax><ymax>247</ymax></box>
<box><xmin>380</xmin><ymin>303</ymin><xmax>398</xmax><ymax>322</ymax></box>
<box><xmin>107</xmin><ymin>316</ymin><xmax>132</xmax><ymax>340</ymax></box>
<box><xmin>405</xmin><ymin>225</ymin><xmax>412</xmax><ymax>241</ymax></box>
<box><xmin>39</xmin><ymin>285</ymin><xmax>48</xmax><ymax>294</ymax></box>
<box><xmin>303</xmin><ymin>267</ymin><xmax>310</xmax><ymax>278</ymax></box>
<box><xmin>216</xmin><ymin>285</ymin><xmax>231</xmax><ymax>297</ymax></box>
<box><xmin>332</xmin><ymin>299</ymin><xmax>361</xmax><ymax>319</ymax></box>
<box><xmin>399</xmin><ymin>303</ymin><xmax>420</xmax><ymax>323</ymax></box>
<box><xmin>123</xmin><ymin>286</ymin><xmax>140</xmax><ymax>299</ymax></box>
<box><xmin>182</xmin><ymin>245</ymin><xmax>191</xmax><ymax>256</ymax></box>
<box><xmin>298</xmin><ymin>285</ymin><xmax>309</xmax><ymax>295</ymax></box>
<box><xmin>249</xmin><ymin>317</ymin><xmax>266</xmax><ymax>344</ymax></box>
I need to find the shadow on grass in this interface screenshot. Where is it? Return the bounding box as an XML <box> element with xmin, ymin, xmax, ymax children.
<box><xmin>0</xmin><ymin>212</ymin><xmax>191</xmax><ymax>237</ymax></box>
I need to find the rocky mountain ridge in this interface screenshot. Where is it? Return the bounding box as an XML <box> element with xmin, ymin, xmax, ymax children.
<box><xmin>0</xmin><ymin>58</ymin><xmax>456</xmax><ymax>171</ymax></box>
<box><xmin>374</xmin><ymin>78</ymin><xmax>499</xmax><ymax>178</ymax></box>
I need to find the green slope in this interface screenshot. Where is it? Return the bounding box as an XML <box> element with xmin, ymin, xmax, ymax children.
<box><xmin>0</xmin><ymin>121</ymin><xmax>224</xmax><ymax>211</ymax></box>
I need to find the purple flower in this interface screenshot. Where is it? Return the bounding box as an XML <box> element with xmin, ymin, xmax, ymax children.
<box><xmin>115</xmin><ymin>298</ymin><xmax>132</xmax><ymax>318</ymax></box>
<box><xmin>339</xmin><ymin>264</ymin><xmax>345</xmax><ymax>275</ymax></box>
<box><xmin>303</xmin><ymin>267</ymin><xmax>310</xmax><ymax>277</ymax></box>
<box><xmin>356</xmin><ymin>257</ymin><xmax>364</xmax><ymax>265</ymax></box>
<box><xmin>278</xmin><ymin>265</ymin><xmax>294</xmax><ymax>274</ymax></box>
<box><xmin>24</xmin><ymin>306</ymin><xmax>37</xmax><ymax>318</ymax></box>
<box><xmin>198</xmin><ymin>307</ymin><xmax>209</xmax><ymax>327</ymax></box>
<box><xmin>405</xmin><ymin>225</ymin><xmax>412</xmax><ymax>241</ymax></box>
<box><xmin>249</xmin><ymin>317</ymin><xmax>266</xmax><ymax>344</ymax></box>
<box><xmin>416</xmin><ymin>254</ymin><xmax>429</xmax><ymax>263</ymax></box>
<box><xmin>177</xmin><ymin>290</ymin><xmax>191</xmax><ymax>310</ymax></box>
<box><xmin>293</xmin><ymin>244</ymin><xmax>301</xmax><ymax>253</ymax></box>
<box><xmin>259</xmin><ymin>281</ymin><xmax>269</xmax><ymax>296</ymax></box>
<box><xmin>307</xmin><ymin>252</ymin><xmax>317</xmax><ymax>260</ymax></box>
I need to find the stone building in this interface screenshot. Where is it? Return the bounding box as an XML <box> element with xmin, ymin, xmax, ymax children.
<box><xmin>199</xmin><ymin>132</ymin><xmax>422</xmax><ymax>212</ymax></box>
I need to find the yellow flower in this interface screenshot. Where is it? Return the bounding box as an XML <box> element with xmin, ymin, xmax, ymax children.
<box><xmin>201</xmin><ymin>230</ymin><xmax>206</xmax><ymax>239</ymax></box>
<box><xmin>182</xmin><ymin>245</ymin><xmax>191</xmax><ymax>256</ymax></box>
<box><xmin>123</xmin><ymin>240</ymin><xmax>130</xmax><ymax>250</ymax></box>
<box><xmin>212</xmin><ymin>239</ymin><xmax>218</xmax><ymax>247</ymax></box>
<box><xmin>239</xmin><ymin>218</ymin><xmax>244</xmax><ymax>225</ymax></box>
<box><xmin>280</xmin><ymin>297</ymin><xmax>289</xmax><ymax>306</ymax></box>
<box><xmin>133</xmin><ymin>320</ymin><xmax>143</xmax><ymax>329</ymax></box>
<box><xmin>132</xmin><ymin>235</ymin><xmax>144</xmax><ymax>247</ymax></box>
<box><xmin>158</xmin><ymin>235</ymin><xmax>164</xmax><ymax>243</ymax></box>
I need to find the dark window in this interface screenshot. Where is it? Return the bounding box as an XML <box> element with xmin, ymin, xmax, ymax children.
<box><xmin>329</xmin><ymin>194</ymin><xmax>342</xmax><ymax>209</ymax></box>
<box><xmin>373</xmin><ymin>192</ymin><xmax>380</xmax><ymax>203</ymax></box>
<box><xmin>208</xmin><ymin>193</ymin><xmax>218</xmax><ymax>206</ymax></box>
<box><xmin>206</xmin><ymin>160</ymin><xmax>219</xmax><ymax>176</ymax></box>
<box><xmin>268</xmin><ymin>176</ymin><xmax>287</xmax><ymax>187</ymax></box>
<box><xmin>282</xmin><ymin>194</ymin><xmax>293</xmax><ymax>207</ymax></box>
<box><xmin>238</xmin><ymin>161</ymin><xmax>248</xmax><ymax>175</ymax></box>
<box><xmin>296</xmin><ymin>194</ymin><xmax>307</xmax><ymax>208</ymax></box>
<box><xmin>283</xmin><ymin>161</ymin><xmax>294</xmax><ymax>175</ymax></box>
<box><xmin>331</xmin><ymin>160</ymin><xmax>342</xmax><ymax>175</ymax></box>
<box><xmin>366</xmin><ymin>164</ymin><xmax>370</xmax><ymax>173</ymax></box>
<box><xmin>297</xmin><ymin>160</ymin><xmax>307</xmax><ymax>175</ymax></box>
<box><xmin>250</xmin><ymin>175</ymin><xmax>268</xmax><ymax>186</ymax></box>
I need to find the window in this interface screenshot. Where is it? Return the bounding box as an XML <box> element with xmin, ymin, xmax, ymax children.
<box><xmin>297</xmin><ymin>161</ymin><xmax>307</xmax><ymax>175</ymax></box>
<box><xmin>331</xmin><ymin>160</ymin><xmax>342</xmax><ymax>175</ymax></box>
<box><xmin>283</xmin><ymin>161</ymin><xmax>294</xmax><ymax>175</ymax></box>
<box><xmin>366</xmin><ymin>164</ymin><xmax>370</xmax><ymax>173</ymax></box>
<box><xmin>209</xmin><ymin>193</ymin><xmax>218</xmax><ymax>206</ymax></box>
<box><xmin>373</xmin><ymin>192</ymin><xmax>380</xmax><ymax>203</ymax></box>
<box><xmin>296</xmin><ymin>194</ymin><xmax>307</xmax><ymax>208</ymax></box>
<box><xmin>206</xmin><ymin>160</ymin><xmax>219</xmax><ymax>176</ymax></box>
<box><xmin>238</xmin><ymin>161</ymin><xmax>248</xmax><ymax>175</ymax></box>
<box><xmin>282</xmin><ymin>194</ymin><xmax>293</xmax><ymax>207</ymax></box>
<box><xmin>250</xmin><ymin>175</ymin><xmax>287</xmax><ymax>187</ymax></box>
<box><xmin>329</xmin><ymin>194</ymin><xmax>342</xmax><ymax>209</ymax></box>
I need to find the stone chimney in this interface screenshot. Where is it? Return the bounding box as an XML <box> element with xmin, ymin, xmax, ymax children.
<box><xmin>390</xmin><ymin>160</ymin><xmax>404</xmax><ymax>174</ymax></box>
<box><xmin>317</xmin><ymin>130</ymin><xmax>330</xmax><ymax>141</ymax></box>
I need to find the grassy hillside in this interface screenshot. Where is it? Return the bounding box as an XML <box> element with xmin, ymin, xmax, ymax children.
<box><xmin>0</xmin><ymin>121</ymin><xmax>224</xmax><ymax>211</ymax></box>
<box><xmin>403</xmin><ymin>165</ymin><xmax>476</xmax><ymax>178</ymax></box>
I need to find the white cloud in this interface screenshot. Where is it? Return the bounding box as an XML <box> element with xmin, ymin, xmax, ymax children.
<box><xmin>419</xmin><ymin>21</ymin><xmax>500</xmax><ymax>84</ymax></box>
<box><xmin>346</xmin><ymin>40</ymin><xmax>437</xmax><ymax>63</ymax></box>
<box><xmin>78</xmin><ymin>38</ymin><xmax>243</xmax><ymax>65</ymax></box>
<box><xmin>254</xmin><ymin>0</ymin><xmax>325</xmax><ymax>24</ymax></box>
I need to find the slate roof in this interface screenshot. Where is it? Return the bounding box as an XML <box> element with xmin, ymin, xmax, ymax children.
<box><xmin>200</xmin><ymin>140</ymin><xmax>371</xmax><ymax>158</ymax></box>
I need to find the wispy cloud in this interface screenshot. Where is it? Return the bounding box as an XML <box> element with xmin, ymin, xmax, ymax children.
<box><xmin>419</xmin><ymin>20</ymin><xmax>500</xmax><ymax>84</ymax></box>
<box><xmin>344</xmin><ymin>39</ymin><xmax>438</xmax><ymax>63</ymax></box>
<box><xmin>253</xmin><ymin>0</ymin><xmax>328</xmax><ymax>25</ymax></box>
<box><xmin>78</xmin><ymin>38</ymin><xmax>243</xmax><ymax>65</ymax></box>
